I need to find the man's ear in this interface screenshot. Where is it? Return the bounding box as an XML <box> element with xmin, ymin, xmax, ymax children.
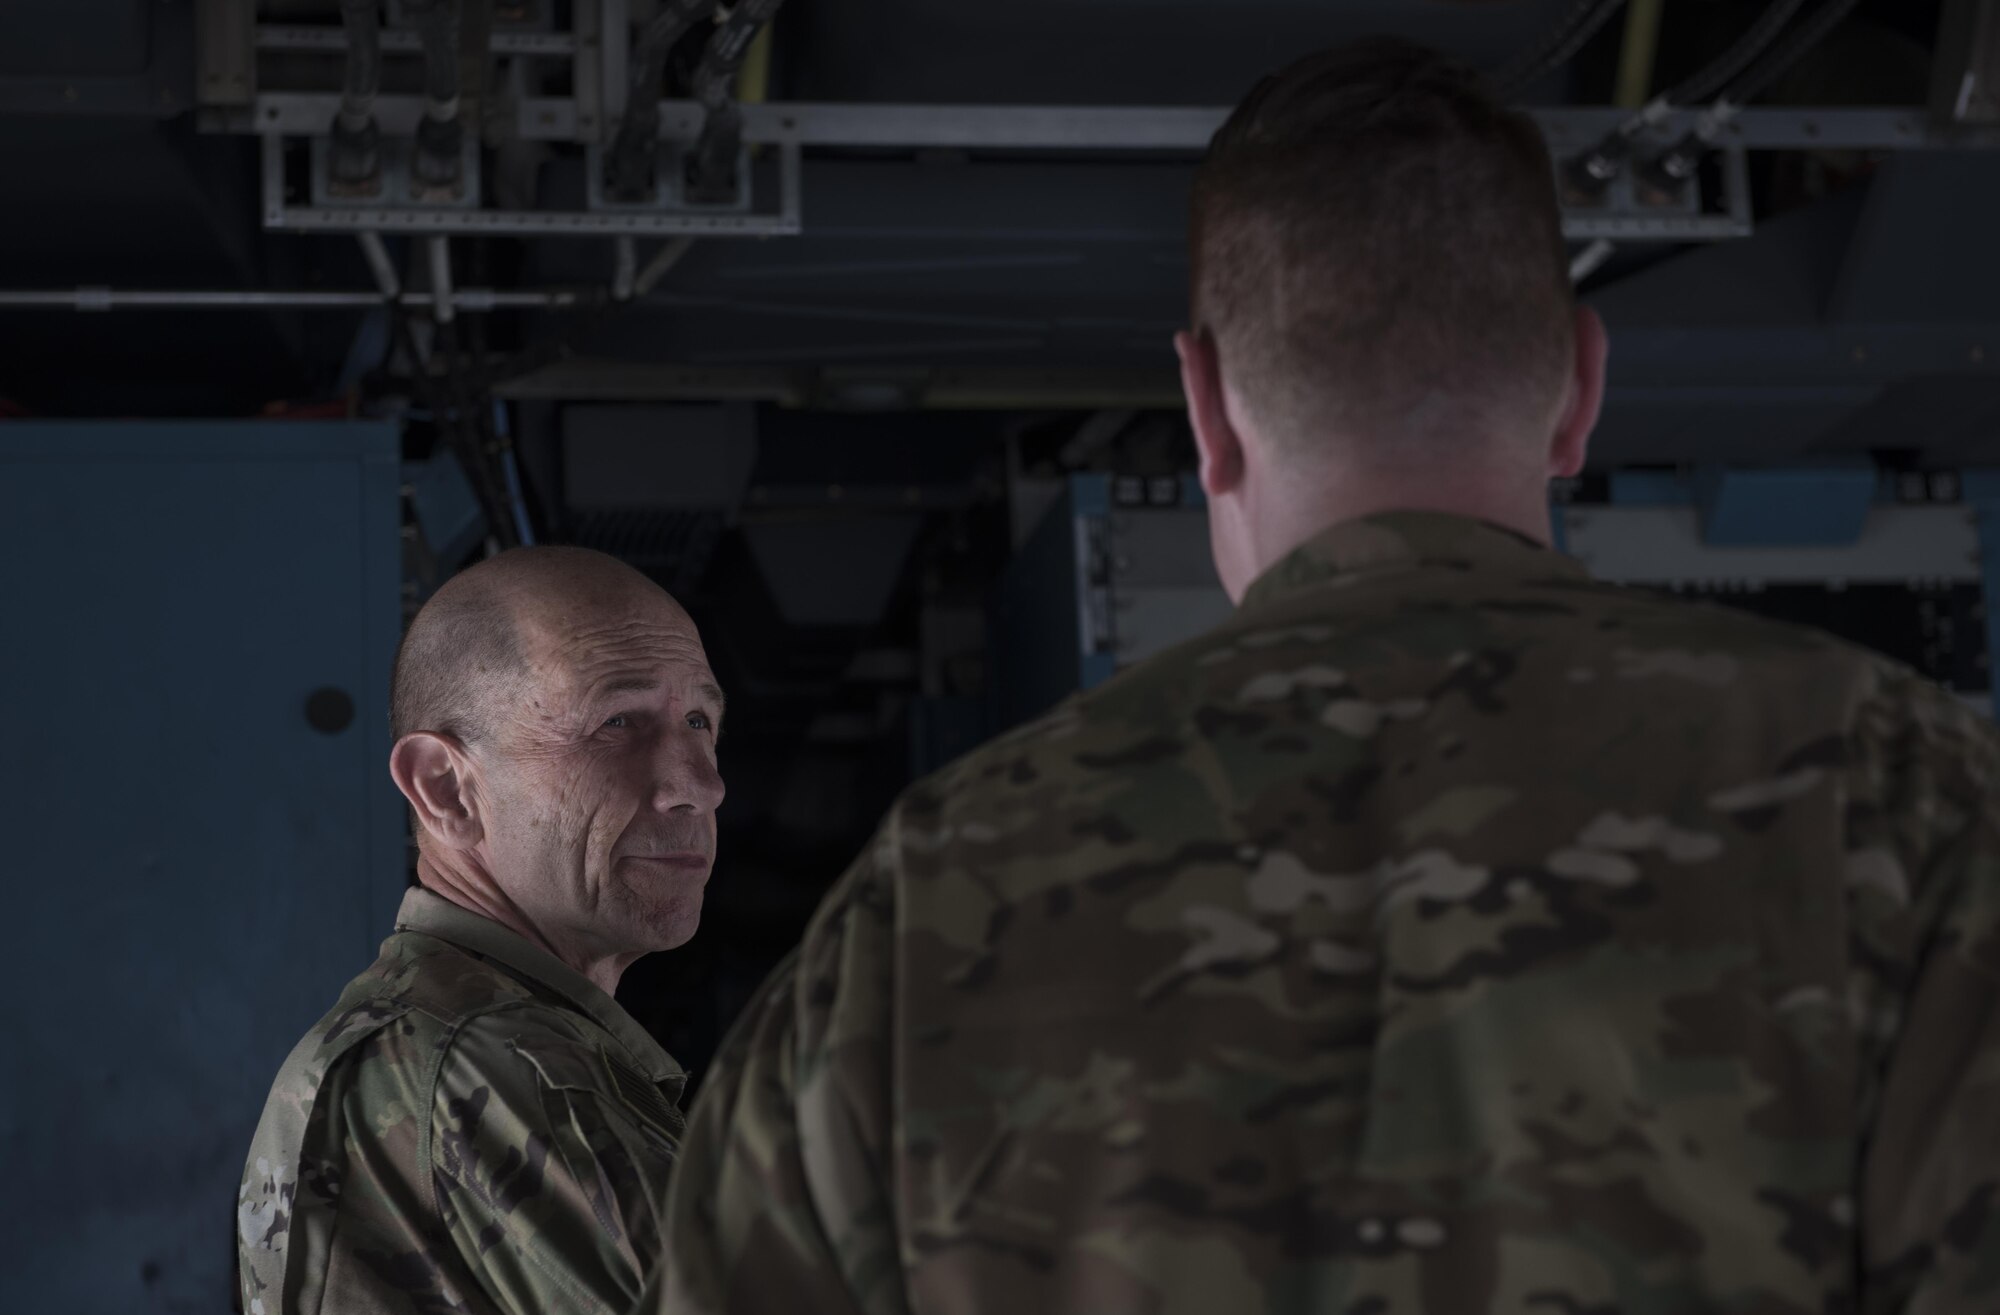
<box><xmin>1549</xmin><ymin>305</ymin><xmax>1609</xmax><ymax>480</ymax></box>
<box><xmin>1176</xmin><ymin>328</ymin><xmax>1246</xmax><ymax>498</ymax></box>
<box><xmin>389</xmin><ymin>732</ymin><xmax>485</xmax><ymax>851</ymax></box>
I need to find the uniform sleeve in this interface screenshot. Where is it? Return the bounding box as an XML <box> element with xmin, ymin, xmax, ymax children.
<box><xmin>431</xmin><ymin>1010</ymin><xmax>682</xmax><ymax>1315</ymax></box>
<box><xmin>648</xmin><ymin>819</ymin><xmax>909</xmax><ymax>1315</ymax></box>
<box><xmin>1852</xmin><ymin>683</ymin><xmax>2000</xmax><ymax>1314</ymax></box>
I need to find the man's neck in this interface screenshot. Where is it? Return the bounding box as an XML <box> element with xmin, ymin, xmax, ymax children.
<box><xmin>414</xmin><ymin>854</ymin><xmax>634</xmax><ymax>996</ymax></box>
<box><xmin>1245</xmin><ymin>467</ymin><xmax>1553</xmax><ymax>585</ymax></box>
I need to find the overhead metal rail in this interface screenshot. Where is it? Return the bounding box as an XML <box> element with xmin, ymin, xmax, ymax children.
<box><xmin>255</xmin><ymin>23</ymin><xmax>580</xmax><ymax>57</ymax></box>
<box><xmin>218</xmin><ymin>96</ymin><xmax>1974</xmax><ymax>153</ymax></box>
<box><xmin>0</xmin><ymin>287</ymin><xmax>588</xmax><ymax>311</ymax></box>
<box><xmin>234</xmin><ymin>100</ymin><xmax>1944</xmax><ymax>242</ymax></box>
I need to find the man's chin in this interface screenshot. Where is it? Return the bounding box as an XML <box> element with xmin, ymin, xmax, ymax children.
<box><xmin>611</xmin><ymin>871</ymin><xmax>706</xmax><ymax>952</ymax></box>
<box><xmin>645</xmin><ymin>909</ymin><xmax>701</xmax><ymax>952</ymax></box>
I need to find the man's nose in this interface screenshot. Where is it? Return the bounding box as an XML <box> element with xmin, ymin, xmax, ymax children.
<box><xmin>652</xmin><ymin>734</ymin><xmax>725</xmax><ymax>814</ymax></box>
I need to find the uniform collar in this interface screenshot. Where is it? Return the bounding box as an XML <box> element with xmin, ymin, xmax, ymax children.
<box><xmin>1238</xmin><ymin>510</ymin><xmax>1586</xmax><ymax>615</ymax></box>
<box><xmin>395</xmin><ymin>886</ymin><xmax>683</xmax><ymax>1083</ymax></box>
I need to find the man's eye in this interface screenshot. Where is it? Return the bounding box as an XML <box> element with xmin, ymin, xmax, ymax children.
<box><xmin>687</xmin><ymin>712</ymin><xmax>711</xmax><ymax>731</ymax></box>
<box><xmin>602</xmin><ymin>714</ymin><xmax>630</xmax><ymax>730</ymax></box>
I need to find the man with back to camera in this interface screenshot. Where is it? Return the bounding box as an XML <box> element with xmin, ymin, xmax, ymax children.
<box><xmin>238</xmin><ymin>547</ymin><xmax>726</xmax><ymax>1315</ymax></box>
<box><xmin>650</xmin><ymin>37</ymin><xmax>2000</xmax><ymax>1315</ymax></box>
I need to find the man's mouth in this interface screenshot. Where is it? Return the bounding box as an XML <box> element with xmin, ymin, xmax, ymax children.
<box><xmin>617</xmin><ymin>853</ymin><xmax>711</xmax><ymax>873</ymax></box>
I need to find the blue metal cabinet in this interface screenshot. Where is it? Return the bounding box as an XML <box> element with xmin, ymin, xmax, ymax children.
<box><xmin>0</xmin><ymin>423</ymin><xmax>405</xmax><ymax>1312</ymax></box>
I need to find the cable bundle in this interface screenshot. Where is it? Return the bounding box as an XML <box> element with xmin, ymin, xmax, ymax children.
<box><xmin>1493</xmin><ymin>0</ymin><xmax>1631</xmax><ymax>98</ymax></box>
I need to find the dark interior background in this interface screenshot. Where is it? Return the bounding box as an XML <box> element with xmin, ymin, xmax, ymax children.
<box><xmin>4</xmin><ymin>3</ymin><xmax>2000</xmax><ymax>1308</ymax></box>
<box><xmin>5</xmin><ymin>0</ymin><xmax>1998</xmax><ymax>1080</ymax></box>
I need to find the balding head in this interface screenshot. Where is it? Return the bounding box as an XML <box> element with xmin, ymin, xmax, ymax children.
<box><xmin>392</xmin><ymin>546</ymin><xmax>677</xmax><ymax>744</ymax></box>
<box><xmin>387</xmin><ymin>546</ymin><xmax>727</xmax><ymax>990</ymax></box>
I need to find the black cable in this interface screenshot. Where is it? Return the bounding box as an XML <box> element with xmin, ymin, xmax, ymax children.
<box><xmin>1667</xmin><ymin>0</ymin><xmax>1813</xmax><ymax>106</ymax></box>
<box><xmin>1636</xmin><ymin>0</ymin><xmax>1865</xmax><ymax>194</ymax></box>
<box><xmin>409</xmin><ymin>0</ymin><xmax>460</xmax><ymax>111</ymax></box>
<box><xmin>685</xmin><ymin>0</ymin><xmax>786</xmax><ymax>202</ymax></box>
<box><xmin>1495</xmin><ymin>0</ymin><xmax>1630</xmax><ymax>98</ymax></box>
<box><xmin>463</xmin><ymin>258</ymin><xmax>539</xmax><ymax>547</ymax></box>
<box><xmin>1721</xmin><ymin>0</ymin><xmax>1863</xmax><ymax>105</ymax></box>
<box><xmin>440</xmin><ymin>315</ymin><xmax>523</xmax><ymax>551</ymax></box>
<box><xmin>458</xmin><ymin>273</ymin><xmax>622</xmax><ymax>397</ymax></box>
<box><xmin>632</xmin><ymin>0</ymin><xmax>715</xmax><ymax>97</ymax></box>
<box><xmin>1490</xmin><ymin>0</ymin><xmax>1607</xmax><ymax>90</ymax></box>
<box><xmin>1570</xmin><ymin>0</ymin><xmax>1833</xmax><ymax>197</ymax></box>
<box><xmin>605</xmin><ymin>0</ymin><xmax>713</xmax><ymax>200</ymax></box>
<box><xmin>336</xmin><ymin>2</ymin><xmax>382</xmax><ymax>123</ymax></box>
<box><xmin>407</xmin><ymin>0</ymin><xmax>464</xmax><ymax>191</ymax></box>
<box><xmin>338</xmin><ymin>0</ymin><xmax>382</xmax><ymax>116</ymax></box>
<box><xmin>389</xmin><ymin>306</ymin><xmax>520</xmax><ymax>552</ymax></box>
<box><xmin>331</xmin><ymin>0</ymin><xmax>382</xmax><ymax>185</ymax></box>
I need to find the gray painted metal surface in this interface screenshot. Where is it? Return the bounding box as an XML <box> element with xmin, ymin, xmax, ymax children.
<box><xmin>0</xmin><ymin>0</ymin><xmax>194</xmax><ymax>116</ymax></box>
<box><xmin>1105</xmin><ymin>508</ymin><xmax>1232</xmax><ymax>666</ymax></box>
<box><xmin>255</xmin><ymin>23</ymin><xmax>580</xmax><ymax>57</ymax></box>
<box><xmin>0</xmin><ymin>422</ymin><xmax>405</xmax><ymax>1313</ymax></box>
<box><xmin>1562</xmin><ymin>504</ymin><xmax>1985</xmax><ymax>584</ymax></box>
<box><xmin>994</xmin><ymin>475</ymin><xmax>1231</xmax><ymax>719</ymax></box>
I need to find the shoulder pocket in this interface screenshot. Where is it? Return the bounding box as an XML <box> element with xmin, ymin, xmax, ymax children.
<box><xmin>599</xmin><ymin>1051</ymin><xmax>688</xmax><ymax>1148</ymax></box>
<box><xmin>510</xmin><ymin>1039</ymin><xmax>685</xmax><ymax>1149</ymax></box>
<box><xmin>509</xmin><ymin>1042</ymin><xmax>680</xmax><ymax>1275</ymax></box>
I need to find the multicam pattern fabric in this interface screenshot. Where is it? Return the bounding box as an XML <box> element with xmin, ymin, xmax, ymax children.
<box><xmin>654</xmin><ymin>511</ymin><xmax>2000</xmax><ymax>1315</ymax></box>
<box><xmin>239</xmin><ymin>888</ymin><xmax>685</xmax><ymax>1315</ymax></box>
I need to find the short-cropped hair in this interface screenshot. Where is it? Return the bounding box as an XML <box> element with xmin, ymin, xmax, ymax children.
<box><xmin>1192</xmin><ymin>37</ymin><xmax>1575</xmax><ymax>455</ymax></box>
<box><xmin>390</xmin><ymin>580</ymin><xmax>523</xmax><ymax>744</ymax></box>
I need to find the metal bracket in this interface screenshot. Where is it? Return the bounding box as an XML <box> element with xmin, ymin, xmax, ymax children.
<box><xmin>265</xmin><ymin>132</ymin><xmax>801</xmax><ymax>236</ymax></box>
<box><xmin>239</xmin><ymin>92</ymin><xmax>579</xmax><ymax>140</ymax></box>
<box><xmin>198</xmin><ymin>0</ymin><xmax>258</xmax><ymax>108</ymax></box>
<box><xmin>601</xmin><ymin>0</ymin><xmax>631</xmax><ymax>146</ymax></box>
<box><xmin>310</xmin><ymin>135</ymin><xmax>483</xmax><ymax>209</ymax></box>
<box><xmin>1560</xmin><ymin>140</ymin><xmax>1754</xmax><ymax>241</ymax></box>
<box><xmin>255</xmin><ymin>24</ymin><xmax>578</xmax><ymax>57</ymax></box>
<box><xmin>586</xmin><ymin>143</ymin><xmax>756</xmax><ymax>214</ymax></box>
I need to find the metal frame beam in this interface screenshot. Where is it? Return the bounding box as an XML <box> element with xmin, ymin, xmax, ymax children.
<box><xmin>254</xmin><ymin>24</ymin><xmax>579</xmax><ymax>57</ymax></box>
<box><xmin>233</xmin><ymin>93</ymin><xmax>581</xmax><ymax>139</ymax></box>
<box><xmin>0</xmin><ymin>289</ymin><xmax>583</xmax><ymax>311</ymax></box>
<box><xmin>212</xmin><ymin>99</ymin><xmax>1989</xmax><ymax>153</ymax></box>
<box><xmin>199</xmin><ymin>0</ymin><xmax>258</xmax><ymax>107</ymax></box>
<box><xmin>1933</xmin><ymin>0</ymin><xmax>2000</xmax><ymax>125</ymax></box>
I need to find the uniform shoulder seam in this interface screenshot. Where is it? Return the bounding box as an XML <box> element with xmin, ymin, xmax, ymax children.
<box><xmin>416</xmin><ymin>1003</ymin><xmax>525</xmax><ymax>1218</ymax></box>
<box><xmin>388</xmin><ymin>934</ymin><xmax>544</xmax><ymax>1029</ymax></box>
<box><xmin>414</xmin><ymin>994</ymin><xmax>554</xmax><ymax>1219</ymax></box>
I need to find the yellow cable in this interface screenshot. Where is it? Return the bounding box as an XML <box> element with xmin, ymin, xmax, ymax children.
<box><xmin>1614</xmin><ymin>0</ymin><xmax>1666</xmax><ymax>108</ymax></box>
<box><xmin>736</xmin><ymin>22</ymin><xmax>773</xmax><ymax>105</ymax></box>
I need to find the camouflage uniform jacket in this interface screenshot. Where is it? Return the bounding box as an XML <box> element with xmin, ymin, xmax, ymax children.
<box><xmin>238</xmin><ymin>887</ymin><xmax>686</xmax><ymax>1315</ymax></box>
<box><xmin>655</xmin><ymin>511</ymin><xmax>2000</xmax><ymax>1315</ymax></box>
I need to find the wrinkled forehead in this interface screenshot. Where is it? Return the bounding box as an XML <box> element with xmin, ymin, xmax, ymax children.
<box><xmin>516</xmin><ymin>588</ymin><xmax>715</xmax><ymax>698</ymax></box>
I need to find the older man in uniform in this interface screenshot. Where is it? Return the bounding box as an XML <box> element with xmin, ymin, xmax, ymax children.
<box><xmin>238</xmin><ymin>547</ymin><xmax>725</xmax><ymax>1315</ymax></box>
<box><xmin>653</xmin><ymin>37</ymin><xmax>2000</xmax><ymax>1315</ymax></box>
